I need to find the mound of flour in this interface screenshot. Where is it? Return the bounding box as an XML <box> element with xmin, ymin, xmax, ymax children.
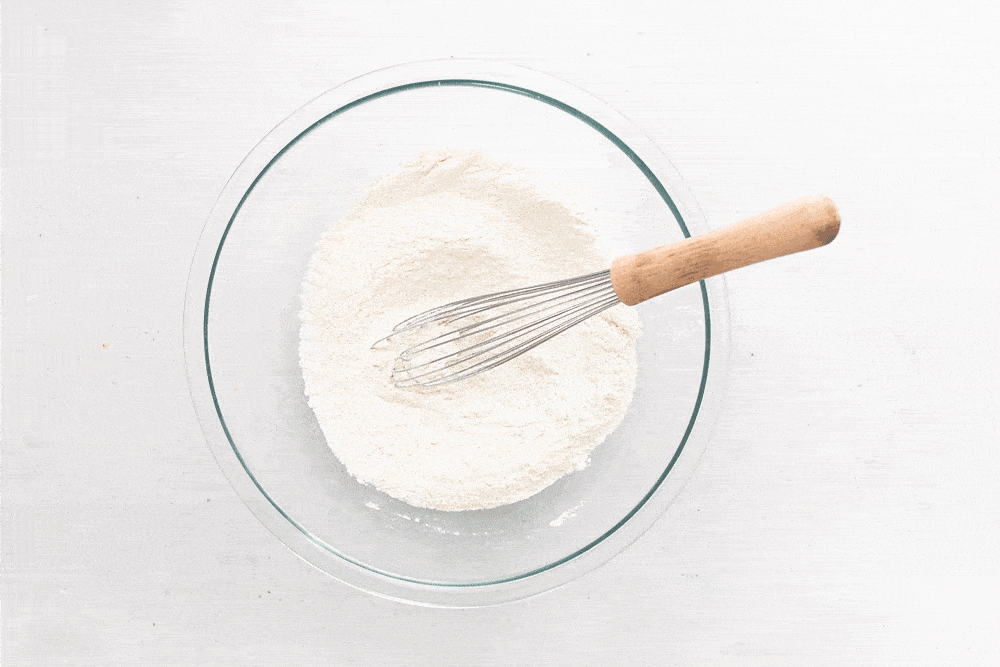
<box><xmin>299</xmin><ymin>149</ymin><xmax>640</xmax><ymax>511</ymax></box>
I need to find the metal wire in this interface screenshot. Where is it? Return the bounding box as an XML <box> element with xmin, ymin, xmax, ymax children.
<box><xmin>376</xmin><ymin>270</ymin><xmax>622</xmax><ymax>387</ymax></box>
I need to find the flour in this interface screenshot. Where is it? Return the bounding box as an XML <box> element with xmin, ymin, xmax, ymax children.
<box><xmin>299</xmin><ymin>149</ymin><xmax>641</xmax><ymax>511</ymax></box>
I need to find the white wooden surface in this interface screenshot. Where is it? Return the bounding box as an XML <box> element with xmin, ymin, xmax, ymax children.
<box><xmin>3</xmin><ymin>1</ymin><xmax>998</xmax><ymax>664</ymax></box>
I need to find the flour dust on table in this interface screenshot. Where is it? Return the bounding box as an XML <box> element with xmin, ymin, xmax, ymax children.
<box><xmin>299</xmin><ymin>149</ymin><xmax>641</xmax><ymax>511</ymax></box>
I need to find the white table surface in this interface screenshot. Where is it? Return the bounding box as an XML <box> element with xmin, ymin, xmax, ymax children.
<box><xmin>4</xmin><ymin>1</ymin><xmax>999</xmax><ymax>664</ymax></box>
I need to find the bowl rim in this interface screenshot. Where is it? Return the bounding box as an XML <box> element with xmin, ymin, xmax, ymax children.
<box><xmin>182</xmin><ymin>58</ymin><xmax>730</xmax><ymax>607</ymax></box>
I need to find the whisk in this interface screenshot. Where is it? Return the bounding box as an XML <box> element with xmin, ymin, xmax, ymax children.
<box><xmin>379</xmin><ymin>195</ymin><xmax>840</xmax><ymax>387</ymax></box>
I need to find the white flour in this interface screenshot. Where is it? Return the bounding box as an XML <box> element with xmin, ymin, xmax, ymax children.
<box><xmin>299</xmin><ymin>149</ymin><xmax>641</xmax><ymax>511</ymax></box>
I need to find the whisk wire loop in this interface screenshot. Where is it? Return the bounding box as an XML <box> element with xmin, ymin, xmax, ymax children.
<box><xmin>381</xmin><ymin>270</ymin><xmax>622</xmax><ymax>387</ymax></box>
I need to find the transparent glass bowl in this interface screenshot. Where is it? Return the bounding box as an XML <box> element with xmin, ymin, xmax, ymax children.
<box><xmin>183</xmin><ymin>60</ymin><xmax>729</xmax><ymax>606</ymax></box>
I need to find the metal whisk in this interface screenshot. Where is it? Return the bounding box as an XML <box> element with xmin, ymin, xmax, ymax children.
<box><xmin>378</xmin><ymin>196</ymin><xmax>841</xmax><ymax>388</ymax></box>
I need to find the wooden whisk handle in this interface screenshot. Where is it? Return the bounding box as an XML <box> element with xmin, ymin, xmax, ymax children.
<box><xmin>609</xmin><ymin>195</ymin><xmax>841</xmax><ymax>306</ymax></box>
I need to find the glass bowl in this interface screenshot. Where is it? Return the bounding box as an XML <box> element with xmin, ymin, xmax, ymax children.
<box><xmin>183</xmin><ymin>60</ymin><xmax>729</xmax><ymax>607</ymax></box>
